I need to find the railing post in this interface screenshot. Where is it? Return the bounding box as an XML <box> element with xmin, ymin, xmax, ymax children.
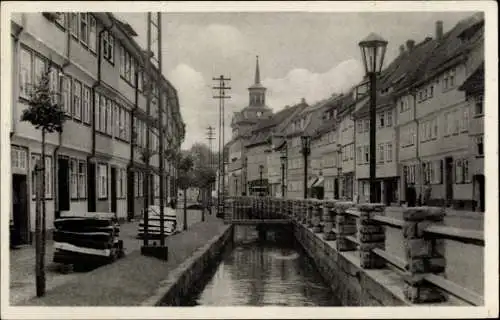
<box><xmin>312</xmin><ymin>200</ymin><xmax>323</xmax><ymax>233</ymax></box>
<box><xmin>403</xmin><ymin>207</ymin><xmax>447</xmax><ymax>303</ymax></box>
<box><xmin>224</xmin><ymin>197</ymin><xmax>233</xmax><ymax>224</ymax></box>
<box><xmin>306</xmin><ymin>200</ymin><xmax>314</xmax><ymax>228</ymax></box>
<box><xmin>323</xmin><ymin>200</ymin><xmax>337</xmax><ymax>241</ymax></box>
<box><xmin>357</xmin><ymin>203</ymin><xmax>386</xmax><ymax>269</ymax></box>
<box><xmin>335</xmin><ymin>201</ymin><xmax>356</xmax><ymax>251</ymax></box>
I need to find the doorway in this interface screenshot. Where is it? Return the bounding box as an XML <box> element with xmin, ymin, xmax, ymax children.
<box><xmin>111</xmin><ymin>167</ymin><xmax>117</xmax><ymax>215</ymax></box>
<box><xmin>445</xmin><ymin>157</ymin><xmax>454</xmax><ymax>206</ymax></box>
<box><xmin>334</xmin><ymin>178</ymin><xmax>339</xmax><ymax>199</ymax></box>
<box><xmin>58</xmin><ymin>158</ymin><xmax>70</xmax><ymax>215</ymax></box>
<box><xmin>12</xmin><ymin>174</ymin><xmax>30</xmax><ymax>245</ymax></box>
<box><xmin>384</xmin><ymin>180</ymin><xmax>393</xmax><ymax>206</ymax></box>
<box><xmin>88</xmin><ymin>162</ymin><xmax>96</xmax><ymax>212</ymax></box>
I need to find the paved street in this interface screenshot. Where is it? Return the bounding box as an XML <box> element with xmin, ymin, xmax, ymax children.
<box><xmin>9</xmin><ymin>208</ymin><xmax>211</xmax><ymax>305</ymax></box>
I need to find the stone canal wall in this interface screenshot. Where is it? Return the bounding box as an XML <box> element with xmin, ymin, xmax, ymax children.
<box><xmin>143</xmin><ymin>224</ymin><xmax>233</xmax><ymax>306</ymax></box>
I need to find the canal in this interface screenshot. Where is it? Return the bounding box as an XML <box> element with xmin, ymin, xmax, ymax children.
<box><xmin>181</xmin><ymin>229</ymin><xmax>341</xmax><ymax>306</ymax></box>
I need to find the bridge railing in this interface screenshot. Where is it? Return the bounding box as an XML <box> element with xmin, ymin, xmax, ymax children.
<box><xmin>225</xmin><ymin>196</ymin><xmax>484</xmax><ymax>306</ymax></box>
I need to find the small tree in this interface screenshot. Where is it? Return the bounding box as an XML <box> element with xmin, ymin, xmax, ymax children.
<box><xmin>192</xmin><ymin>166</ymin><xmax>216</xmax><ymax>221</ymax></box>
<box><xmin>21</xmin><ymin>66</ymin><xmax>66</xmax><ymax>297</ymax></box>
<box><xmin>177</xmin><ymin>155</ymin><xmax>194</xmax><ymax>230</ymax></box>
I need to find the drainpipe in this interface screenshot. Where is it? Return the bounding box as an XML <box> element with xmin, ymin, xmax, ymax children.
<box><xmin>54</xmin><ymin>15</ymin><xmax>72</xmax><ymax>219</ymax></box>
<box><xmin>411</xmin><ymin>89</ymin><xmax>424</xmax><ymax>203</ymax></box>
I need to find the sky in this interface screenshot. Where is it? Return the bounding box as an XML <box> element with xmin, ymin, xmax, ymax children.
<box><xmin>115</xmin><ymin>11</ymin><xmax>475</xmax><ymax>150</ymax></box>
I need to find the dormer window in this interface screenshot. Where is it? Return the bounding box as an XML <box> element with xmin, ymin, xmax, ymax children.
<box><xmin>257</xmin><ymin>111</ymin><xmax>262</xmax><ymax>117</ymax></box>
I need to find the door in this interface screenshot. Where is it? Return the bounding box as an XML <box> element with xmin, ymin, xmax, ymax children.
<box><xmin>88</xmin><ymin>162</ymin><xmax>96</xmax><ymax>212</ymax></box>
<box><xmin>110</xmin><ymin>167</ymin><xmax>117</xmax><ymax>215</ymax></box>
<box><xmin>12</xmin><ymin>174</ymin><xmax>30</xmax><ymax>245</ymax></box>
<box><xmin>58</xmin><ymin>158</ymin><xmax>70</xmax><ymax>215</ymax></box>
<box><xmin>334</xmin><ymin>178</ymin><xmax>339</xmax><ymax>199</ymax></box>
<box><xmin>445</xmin><ymin>157</ymin><xmax>453</xmax><ymax>206</ymax></box>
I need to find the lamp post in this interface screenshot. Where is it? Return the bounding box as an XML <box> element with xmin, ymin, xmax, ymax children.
<box><xmin>280</xmin><ymin>154</ymin><xmax>287</xmax><ymax>198</ymax></box>
<box><xmin>259</xmin><ymin>164</ymin><xmax>264</xmax><ymax>197</ymax></box>
<box><xmin>358</xmin><ymin>33</ymin><xmax>388</xmax><ymax>204</ymax></box>
<box><xmin>301</xmin><ymin>135</ymin><xmax>311</xmax><ymax>199</ymax></box>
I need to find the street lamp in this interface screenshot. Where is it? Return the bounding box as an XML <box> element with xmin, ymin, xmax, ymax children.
<box><xmin>301</xmin><ymin>135</ymin><xmax>311</xmax><ymax>199</ymax></box>
<box><xmin>358</xmin><ymin>33</ymin><xmax>388</xmax><ymax>204</ymax></box>
<box><xmin>280</xmin><ymin>154</ymin><xmax>287</xmax><ymax>198</ymax></box>
<box><xmin>259</xmin><ymin>164</ymin><xmax>264</xmax><ymax>197</ymax></box>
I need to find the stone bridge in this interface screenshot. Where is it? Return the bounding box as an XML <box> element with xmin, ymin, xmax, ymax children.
<box><xmin>222</xmin><ymin>196</ymin><xmax>484</xmax><ymax>306</ymax></box>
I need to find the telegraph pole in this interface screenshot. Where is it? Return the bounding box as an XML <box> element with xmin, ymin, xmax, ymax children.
<box><xmin>206</xmin><ymin>126</ymin><xmax>215</xmax><ymax>168</ymax></box>
<box><xmin>212</xmin><ymin>75</ymin><xmax>231</xmax><ymax>218</ymax></box>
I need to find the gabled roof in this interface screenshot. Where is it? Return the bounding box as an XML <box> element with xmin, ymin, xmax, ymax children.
<box><xmin>458</xmin><ymin>61</ymin><xmax>484</xmax><ymax>94</ymax></box>
<box><xmin>411</xmin><ymin>12</ymin><xmax>485</xmax><ymax>88</ymax></box>
<box><xmin>245</xmin><ymin>103</ymin><xmax>303</xmax><ymax>148</ymax></box>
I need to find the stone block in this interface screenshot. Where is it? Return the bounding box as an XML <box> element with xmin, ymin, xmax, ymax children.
<box><xmin>426</xmin><ymin>207</ymin><xmax>446</xmax><ymax>221</ymax></box>
<box><xmin>358</xmin><ymin>225</ymin><xmax>385</xmax><ymax>234</ymax></box>
<box><xmin>416</xmin><ymin>220</ymin><xmax>432</xmax><ymax>238</ymax></box>
<box><xmin>358</xmin><ymin>232</ymin><xmax>385</xmax><ymax>243</ymax></box>
<box><xmin>357</xmin><ymin>203</ymin><xmax>385</xmax><ymax>212</ymax></box>
<box><xmin>323</xmin><ymin>231</ymin><xmax>336</xmax><ymax>241</ymax></box>
<box><xmin>337</xmin><ymin>224</ymin><xmax>357</xmax><ymax>235</ymax></box>
<box><xmin>359</xmin><ymin>251</ymin><xmax>386</xmax><ymax>269</ymax></box>
<box><xmin>403</xmin><ymin>208</ymin><xmax>429</xmax><ymax>221</ymax></box>
<box><xmin>404</xmin><ymin>283</ymin><xmax>447</xmax><ymax>303</ymax></box>
<box><xmin>403</xmin><ymin>222</ymin><xmax>418</xmax><ymax>239</ymax></box>
<box><xmin>337</xmin><ymin>238</ymin><xmax>357</xmax><ymax>251</ymax></box>
<box><xmin>406</xmin><ymin>258</ymin><xmax>426</xmax><ymax>273</ymax></box>
<box><xmin>404</xmin><ymin>238</ymin><xmax>431</xmax><ymax>259</ymax></box>
<box><xmin>426</xmin><ymin>256</ymin><xmax>446</xmax><ymax>273</ymax></box>
<box><xmin>358</xmin><ymin>242</ymin><xmax>384</xmax><ymax>251</ymax></box>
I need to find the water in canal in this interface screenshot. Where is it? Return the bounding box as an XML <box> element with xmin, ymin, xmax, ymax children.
<box><xmin>183</xmin><ymin>240</ymin><xmax>340</xmax><ymax>306</ymax></box>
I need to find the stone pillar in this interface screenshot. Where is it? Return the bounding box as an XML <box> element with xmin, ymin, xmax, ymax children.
<box><xmin>323</xmin><ymin>200</ymin><xmax>337</xmax><ymax>241</ymax></box>
<box><xmin>312</xmin><ymin>200</ymin><xmax>323</xmax><ymax>233</ymax></box>
<box><xmin>335</xmin><ymin>201</ymin><xmax>356</xmax><ymax>251</ymax></box>
<box><xmin>357</xmin><ymin>203</ymin><xmax>386</xmax><ymax>269</ymax></box>
<box><xmin>403</xmin><ymin>207</ymin><xmax>447</xmax><ymax>303</ymax></box>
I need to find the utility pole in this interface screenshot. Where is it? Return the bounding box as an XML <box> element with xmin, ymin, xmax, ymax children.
<box><xmin>206</xmin><ymin>126</ymin><xmax>215</xmax><ymax>169</ymax></box>
<box><xmin>212</xmin><ymin>75</ymin><xmax>231</xmax><ymax>218</ymax></box>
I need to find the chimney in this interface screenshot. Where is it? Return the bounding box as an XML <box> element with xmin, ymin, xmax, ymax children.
<box><xmin>436</xmin><ymin>20</ymin><xmax>443</xmax><ymax>41</ymax></box>
<box><xmin>399</xmin><ymin>45</ymin><xmax>405</xmax><ymax>55</ymax></box>
<box><xmin>406</xmin><ymin>39</ymin><xmax>415</xmax><ymax>52</ymax></box>
<box><xmin>301</xmin><ymin>98</ymin><xmax>306</xmax><ymax>104</ymax></box>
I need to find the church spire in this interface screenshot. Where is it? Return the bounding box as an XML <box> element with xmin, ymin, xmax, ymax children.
<box><xmin>254</xmin><ymin>55</ymin><xmax>260</xmax><ymax>85</ymax></box>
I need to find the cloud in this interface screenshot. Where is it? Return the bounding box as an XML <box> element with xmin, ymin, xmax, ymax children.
<box><xmin>263</xmin><ymin>59</ymin><xmax>364</xmax><ymax>110</ymax></box>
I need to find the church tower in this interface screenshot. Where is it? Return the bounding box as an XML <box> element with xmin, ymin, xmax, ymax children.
<box><xmin>230</xmin><ymin>56</ymin><xmax>273</xmax><ymax>138</ymax></box>
<box><xmin>248</xmin><ymin>56</ymin><xmax>267</xmax><ymax>107</ymax></box>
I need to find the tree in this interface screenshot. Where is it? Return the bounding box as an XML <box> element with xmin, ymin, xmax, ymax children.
<box><xmin>176</xmin><ymin>155</ymin><xmax>194</xmax><ymax>230</ymax></box>
<box><xmin>20</xmin><ymin>65</ymin><xmax>66</xmax><ymax>297</ymax></box>
<box><xmin>192</xmin><ymin>166</ymin><xmax>216</xmax><ymax>221</ymax></box>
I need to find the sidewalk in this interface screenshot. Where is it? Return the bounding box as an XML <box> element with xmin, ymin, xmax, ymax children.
<box><xmin>13</xmin><ymin>214</ymin><xmax>227</xmax><ymax>306</ymax></box>
<box><xmin>9</xmin><ymin>208</ymin><xmax>212</xmax><ymax>305</ymax></box>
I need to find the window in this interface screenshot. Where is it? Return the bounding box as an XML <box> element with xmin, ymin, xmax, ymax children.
<box><xmin>387</xmin><ymin>110</ymin><xmax>393</xmax><ymax>127</ymax></box>
<box><xmin>106</xmin><ymin>98</ymin><xmax>112</xmax><ymax>135</ymax></box>
<box><xmin>113</xmin><ymin>102</ymin><xmax>119</xmax><ymax>137</ymax></box>
<box><xmin>357</xmin><ymin>120</ymin><xmax>363</xmax><ymax>133</ymax></box>
<box><xmin>433</xmin><ymin>118</ymin><xmax>438</xmax><ymax>139</ymax></box>
<box><xmin>386</xmin><ymin>142</ymin><xmax>393</xmax><ymax>162</ymax></box>
<box><xmin>72</xmin><ymin>79</ymin><xmax>82</xmax><ymax>120</ymax></box>
<box><xmin>429</xmin><ymin>85</ymin><xmax>434</xmax><ymax>98</ymax></box>
<box><xmin>82</xmin><ymin>86</ymin><xmax>91</xmax><ymax>124</ymax></box>
<box><xmin>45</xmin><ymin>156</ymin><xmax>52</xmax><ymax>198</ymax></box>
<box><xmin>54</xmin><ymin>12</ymin><xmax>67</xmax><ymax>29</ymax></box>
<box><xmin>80</xmin><ymin>13</ymin><xmax>88</xmax><ymax>44</ymax></box>
<box><xmin>98</xmin><ymin>164</ymin><xmax>108</xmax><ymax>199</ymax></box>
<box><xmin>379</xmin><ymin>113</ymin><xmax>385</xmax><ymax>128</ymax></box>
<box><xmin>70</xmin><ymin>13</ymin><xmax>79</xmax><ymax>37</ymax></box>
<box><xmin>34</xmin><ymin>55</ymin><xmax>46</xmax><ymax>83</ymax></box>
<box><xmin>364</xmin><ymin>119</ymin><xmax>369</xmax><ymax>132</ymax></box>
<box><xmin>444</xmin><ymin>112</ymin><xmax>449</xmax><ymax>136</ymax></box>
<box><xmin>88</xmin><ymin>14</ymin><xmax>97</xmax><ymax>52</ymax></box>
<box><xmin>11</xmin><ymin>146</ymin><xmax>27</xmax><ymax>171</ymax></box>
<box><xmin>449</xmin><ymin>68</ymin><xmax>456</xmax><ymax>87</ymax></box>
<box><xmin>364</xmin><ymin>146</ymin><xmax>369</xmax><ymax>163</ymax></box>
<box><xmin>461</xmin><ymin>106</ymin><xmax>469</xmax><ymax>132</ymax></box>
<box><xmin>100</xmin><ymin>95</ymin><xmax>106</xmax><ymax>133</ymax></box>
<box><xmin>455</xmin><ymin>159</ymin><xmax>463</xmax><ymax>183</ymax></box>
<box><xmin>453</xmin><ymin>109</ymin><xmax>460</xmax><ymax>135</ymax></box>
<box><xmin>463</xmin><ymin>159</ymin><xmax>470</xmax><ymax>183</ymax></box>
<box><xmin>20</xmin><ymin>48</ymin><xmax>32</xmax><ymax>99</ymax></box>
<box><xmin>49</xmin><ymin>67</ymin><xmax>59</xmax><ymax>105</ymax></box>
<box><xmin>102</xmin><ymin>31</ymin><xmax>114</xmax><ymax>63</ymax></box>
<box><xmin>120</xmin><ymin>168</ymin><xmax>127</xmax><ymax>198</ymax></box>
<box><xmin>378</xmin><ymin>144</ymin><xmax>384</xmax><ymax>163</ymax></box>
<box><xmin>78</xmin><ymin>160</ymin><xmax>86</xmax><ymax>198</ymax></box>
<box><xmin>357</xmin><ymin>147</ymin><xmax>362</xmax><ymax>163</ymax></box>
<box><xmin>476</xmin><ymin>135</ymin><xmax>484</xmax><ymax>156</ymax></box>
<box><xmin>61</xmin><ymin>75</ymin><xmax>71</xmax><ymax>115</ymax></box>
<box><xmin>95</xmin><ymin>94</ymin><xmax>101</xmax><ymax>131</ymax></box>
<box><xmin>31</xmin><ymin>154</ymin><xmax>40</xmax><ymax>199</ymax></box>
<box><xmin>70</xmin><ymin>159</ymin><xmax>78</xmax><ymax>199</ymax></box>
<box><xmin>475</xmin><ymin>95</ymin><xmax>483</xmax><ymax>116</ymax></box>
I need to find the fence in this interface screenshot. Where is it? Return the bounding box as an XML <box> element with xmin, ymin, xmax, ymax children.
<box><xmin>224</xmin><ymin>196</ymin><xmax>484</xmax><ymax>306</ymax></box>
